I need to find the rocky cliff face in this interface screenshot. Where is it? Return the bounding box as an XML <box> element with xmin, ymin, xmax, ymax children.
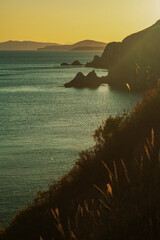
<box><xmin>86</xmin><ymin>20</ymin><xmax>160</xmax><ymax>91</ymax></box>
<box><xmin>86</xmin><ymin>42</ymin><xmax>123</xmax><ymax>69</ymax></box>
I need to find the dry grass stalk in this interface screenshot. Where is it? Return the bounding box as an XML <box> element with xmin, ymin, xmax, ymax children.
<box><xmin>151</xmin><ymin>128</ymin><xmax>154</xmax><ymax>147</ymax></box>
<box><xmin>84</xmin><ymin>200</ymin><xmax>89</xmax><ymax>213</ymax></box>
<box><xmin>107</xmin><ymin>183</ymin><xmax>113</xmax><ymax>197</ymax></box>
<box><xmin>70</xmin><ymin>231</ymin><xmax>78</xmax><ymax>240</ymax></box>
<box><xmin>93</xmin><ymin>184</ymin><xmax>108</xmax><ymax>200</ymax></box>
<box><xmin>101</xmin><ymin>160</ymin><xmax>113</xmax><ymax>182</ymax></box>
<box><xmin>146</xmin><ymin>137</ymin><xmax>153</xmax><ymax>152</ymax></box>
<box><xmin>144</xmin><ymin>145</ymin><xmax>151</xmax><ymax>161</ymax></box>
<box><xmin>98</xmin><ymin>198</ymin><xmax>111</xmax><ymax>211</ymax></box>
<box><xmin>113</xmin><ymin>161</ymin><xmax>118</xmax><ymax>183</ymax></box>
<box><xmin>51</xmin><ymin>208</ymin><xmax>66</xmax><ymax>239</ymax></box>
<box><xmin>120</xmin><ymin>159</ymin><xmax>130</xmax><ymax>183</ymax></box>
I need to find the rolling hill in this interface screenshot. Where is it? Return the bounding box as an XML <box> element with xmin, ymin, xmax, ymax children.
<box><xmin>0</xmin><ymin>41</ymin><xmax>60</xmax><ymax>51</ymax></box>
<box><xmin>37</xmin><ymin>40</ymin><xmax>106</xmax><ymax>51</ymax></box>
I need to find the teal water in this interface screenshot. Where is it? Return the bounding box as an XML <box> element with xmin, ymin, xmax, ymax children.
<box><xmin>0</xmin><ymin>51</ymin><xmax>141</xmax><ymax>226</ymax></box>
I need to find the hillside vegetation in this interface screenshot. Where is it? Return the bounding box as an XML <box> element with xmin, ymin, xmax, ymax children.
<box><xmin>1</xmin><ymin>84</ymin><xmax>160</xmax><ymax>240</ymax></box>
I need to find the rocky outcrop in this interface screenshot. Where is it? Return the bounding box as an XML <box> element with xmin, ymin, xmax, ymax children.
<box><xmin>86</xmin><ymin>42</ymin><xmax>123</xmax><ymax>69</ymax></box>
<box><xmin>86</xmin><ymin>55</ymin><xmax>103</xmax><ymax>68</ymax></box>
<box><xmin>64</xmin><ymin>70</ymin><xmax>108</xmax><ymax>88</ymax></box>
<box><xmin>86</xmin><ymin>20</ymin><xmax>160</xmax><ymax>91</ymax></box>
<box><xmin>61</xmin><ymin>60</ymin><xmax>82</xmax><ymax>66</ymax></box>
<box><xmin>61</xmin><ymin>62</ymin><xmax>70</xmax><ymax>66</ymax></box>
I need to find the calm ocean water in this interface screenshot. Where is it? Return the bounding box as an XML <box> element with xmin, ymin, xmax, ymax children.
<box><xmin>0</xmin><ymin>51</ymin><xmax>141</xmax><ymax>226</ymax></box>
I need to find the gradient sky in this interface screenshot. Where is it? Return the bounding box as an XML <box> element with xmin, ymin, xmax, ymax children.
<box><xmin>0</xmin><ymin>0</ymin><xmax>159</xmax><ymax>44</ymax></box>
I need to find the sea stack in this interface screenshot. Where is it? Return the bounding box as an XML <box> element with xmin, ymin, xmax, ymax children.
<box><xmin>64</xmin><ymin>70</ymin><xmax>103</xmax><ymax>88</ymax></box>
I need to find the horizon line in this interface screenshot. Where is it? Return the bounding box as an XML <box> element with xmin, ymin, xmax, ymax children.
<box><xmin>0</xmin><ymin>39</ymin><xmax>107</xmax><ymax>45</ymax></box>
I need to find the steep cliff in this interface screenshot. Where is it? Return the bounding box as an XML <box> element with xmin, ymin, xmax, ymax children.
<box><xmin>86</xmin><ymin>20</ymin><xmax>160</xmax><ymax>91</ymax></box>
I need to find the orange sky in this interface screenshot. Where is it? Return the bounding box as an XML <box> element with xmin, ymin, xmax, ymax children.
<box><xmin>0</xmin><ymin>0</ymin><xmax>159</xmax><ymax>44</ymax></box>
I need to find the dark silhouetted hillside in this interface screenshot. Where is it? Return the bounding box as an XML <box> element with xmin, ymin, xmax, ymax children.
<box><xmin>1</xmin><ymin>85</ymin><xmax>160</xmax><ymax>240</ymax></box>
<box><xmin>86</xmin><ymin>20</ymin><xmax>160</xmax><ymax>91</ymax></box>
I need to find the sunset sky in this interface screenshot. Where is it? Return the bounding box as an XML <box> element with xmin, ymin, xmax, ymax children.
<box><xmin>1</xmin><ymin>0</ymin><xmax>159</xmax><ymax>44</ymax></box>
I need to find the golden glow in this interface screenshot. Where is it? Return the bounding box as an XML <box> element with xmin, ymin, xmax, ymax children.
<box><xmin>0</xmin><ymin>0</ymin><xmax>159</xmax><ymax>43</ymax></box>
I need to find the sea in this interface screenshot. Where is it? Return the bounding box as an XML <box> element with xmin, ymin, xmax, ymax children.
<box><xmin>0</xmin><ymin>51</ymin><xmax>142</xmax><ymax>226</ymax></box>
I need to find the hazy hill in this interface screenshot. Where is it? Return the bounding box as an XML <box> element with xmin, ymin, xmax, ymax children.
<box><xmin>71</xmin><ymin>46</ymin><xmax>105</xmax><ymax>51</ymax></box>
<box><xmin>86</xmin><ymin>20</ymin><xmax>160</xmax><ymax>91</ymax></box>
<box><xmin>0</xmin><ymin>41</ymin><xmax>60</xmax><ymax>51</ymax></box>
<box><xmin>37</xmin><ymin>40</ymin><xmax>106</xmax><ymax>51</ymax></box>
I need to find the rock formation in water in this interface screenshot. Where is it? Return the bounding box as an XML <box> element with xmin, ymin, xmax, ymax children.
<box><xmin>86</xmin><ymin>20</ymin><xmax>160</xmax><ymax>91</ymax></box>
<box><xmin>64</xmin><ymin>70</ymin><xmax>107</xmax><ymax>88</ymax></box>
<box><xmin>61</xmin><ymin>62</ymin><xmax>70</xmax><ymax>66</ymax></box>
<box><xmin>61</xmin><ymin>60</ymin><xmax>82</xmax><ymax>66</ymax></box>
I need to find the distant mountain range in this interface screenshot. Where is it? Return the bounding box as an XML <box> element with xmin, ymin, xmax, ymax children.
<box><xmin>0</xmin><ymin>40</ymin><xmax>106</xmax><ymax>51</ymax></box>
<box><xmin>37</xmin><ymin>40</ymin><xmax>106</xmax><ymax>51</ymax></box>
<box><xmin>0</xmin><ymin>41</ymin><xmax>60</xmax><ymax>51</ymax></box>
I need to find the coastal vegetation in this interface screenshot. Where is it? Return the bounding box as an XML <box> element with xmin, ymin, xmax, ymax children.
<box><xmin>1</xmin><ymin>83</ymin><xmax>160</xmax><ymax>239</ymax></box>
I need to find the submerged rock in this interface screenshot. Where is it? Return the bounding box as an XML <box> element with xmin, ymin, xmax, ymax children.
<box><xmin>71</xmin><ymin>60</ymin><xmax>82</xmax><ymax>66</ymax></box>
<box><xmin>61</xmin><ymin>62</ymin><xmax>70</xmax><ymax>66</ymax></box>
